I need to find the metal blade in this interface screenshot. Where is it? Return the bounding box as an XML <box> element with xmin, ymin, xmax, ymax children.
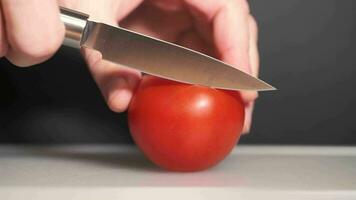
<box><xmin>81</xmin><ymin>21</ymin><xmax>275</xmax><ymax>91</ymax></box>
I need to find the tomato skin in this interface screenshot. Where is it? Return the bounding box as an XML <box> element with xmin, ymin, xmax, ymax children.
<box><xmin>128</xmin><ymin>76</ymin><xmax>245</xmax><ymax>171</ymax></box>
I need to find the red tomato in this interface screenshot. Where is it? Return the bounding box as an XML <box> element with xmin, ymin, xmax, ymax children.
<box><xmin>128</xmin><ymin>76</ymin><xmax>245</xmax><ymax>171</ymax></box>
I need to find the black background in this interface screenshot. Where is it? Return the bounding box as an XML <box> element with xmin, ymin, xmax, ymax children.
<box><xmin>0</xmin><ymin>0</ymin><xmax>355</xmax><ymax>144</ymax></box>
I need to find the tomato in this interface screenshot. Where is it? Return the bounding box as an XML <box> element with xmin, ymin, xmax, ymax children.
<box><xmin>128</xmin><ymin>76</ymin><xmax>245</xmax><ymax>171</ymax></box>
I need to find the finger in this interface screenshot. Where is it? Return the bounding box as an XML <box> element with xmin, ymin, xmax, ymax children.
<box><xmin>242</xmin><ymin>102</ymin><xmax>254</xmax><ymax>134</ymax></box>
<box><xmin>120</xmin><ymin>1</ymin><xmax>191</xmax><ymax>42</ymax></box>
<box><xmin>71</xmin><ymin>1</ymin><xmax>143</xmax><ymax>113</ymax></box>
<box><xmin>2</xmin><ymin>0</ymin><xmax>64</xmax><ymax>67</ymax></box>
<box><xmin>184</xmin><ymin>0</ymin><xmax>255</xmax><ymax>102</ymax></box>
<box><xmin>212</xmin><ymin>0</ymin><xmax>251</xmax><ymax>73</ymax></box>
<box><xmin>242</xmin><ymin>16</ymin><xmax>260</xmax><ymax>134</ymax></box>
<box><xmin>213</xmin><ymin>0</ymin><xmax>257</xmax><ymax>103</ymax></box>
<box><xmin>240</xmin><ymin>15</ymin><xmax>260</xmax><ymax>103</ymax></box>
<box><xmin>82</xmin><ymin>48</ymin><xmax>141</xmax><ymax>112</ymax></box>
<box><xmin>0</xmin><ymin>4</ymin><xmax>8</xmax><ymax>57</ymax></box>
<box><xmin>177</xmin><ymin>29</ymin><xmax>214</xmax><ymax>56</ymax></box>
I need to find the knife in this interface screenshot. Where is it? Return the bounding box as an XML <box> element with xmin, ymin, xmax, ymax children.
<box><xmin>59</xmin><ymin>7</ymin><xmax>275</xmax><ymax>91</ymax></box>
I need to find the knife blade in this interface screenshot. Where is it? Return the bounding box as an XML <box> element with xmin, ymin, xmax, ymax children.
<box><xmin>60</xmin><ymin>7</ymin><xmax>275</xmax><ymax>91</ymax></box>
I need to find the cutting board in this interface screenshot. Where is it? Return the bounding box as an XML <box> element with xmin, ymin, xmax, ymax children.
<box><xmin>0</xmin><ymin>145</ymin><xmax>355</xmax><ymax>200</ymax></box>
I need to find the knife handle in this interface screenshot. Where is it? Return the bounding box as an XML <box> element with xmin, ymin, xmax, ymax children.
<box><xmin>59</xmin><ymin>7</ymin><xmax>89</xmax><ymax>48</ymax></box>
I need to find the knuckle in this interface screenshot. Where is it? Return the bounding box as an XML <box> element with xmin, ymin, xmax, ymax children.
<box><xmin>248</xmin><ymin>15</ymin><xmax>258</xmax><ymax>30</ymax></box>
<box><xmin>10</xmin><ymin>23</ymin><xmax>64</xmax><ymax>62</ymax></box>
<box><xmin>249</xmin><ymin>15</ymin><xmax>258</xmax><ymax>33</ymax></box>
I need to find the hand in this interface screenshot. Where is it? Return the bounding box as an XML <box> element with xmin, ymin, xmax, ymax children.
<box><xmin>0</xmin><ymin>0</ymin><xmax>259</xmax><ymax>134</ymax></box>
<box><xmin>82</xmin><ymin>0</ymin><xmax>259</xmax><ymax>134</ymax></box>
<box><xmin>64</xmin><ymin>0</ymin><xmax>259</xmax><ymax>134</ymax></box>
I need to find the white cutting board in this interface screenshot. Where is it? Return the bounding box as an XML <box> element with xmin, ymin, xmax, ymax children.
<box><xmin>0</xmin><ymin>145</ymin><xmax>355</xmax><ymax>200</ymax></box>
